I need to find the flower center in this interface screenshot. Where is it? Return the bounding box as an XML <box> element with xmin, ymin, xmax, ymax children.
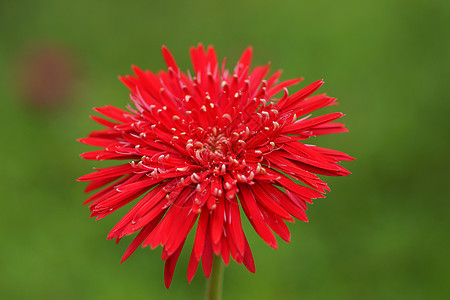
<box><xmin>200</xmin><ymin>133</ymin><xmax>229</xmax><ymax>160</ymax></box>
<box><xmin>186</xmin><ymin>129</ymin><xmax>246</xmax><ymax>172</ymax></box>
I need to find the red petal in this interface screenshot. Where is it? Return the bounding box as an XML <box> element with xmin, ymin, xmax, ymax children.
<box><xmin>243</xmin><ymin>237</ymin><xmax>255</xmax><ymax>273</ymax></box>
<box><xmin>278</xmin><ymin>79</ymin><xmax>323</xmax><ymax>110</ymax></box>
<box><xmin>120</xmin><ymin>213</ymin><xmax>163</xmax><ymax>263</ymax></box>
<box><xmin>210</xmin><ymin>197</ymin><xmax>225</xmax><ymax>244</ymax></box>
<box><xmin>238</xmin><ymin>184</ymin><xmax>277</xmax><ymax>249</ymax></box>
<box><xmin>282</xmin><ymin>112</ymin><xmax>345</xmax><ymax>134</ymax></box>
<box><xmin>220</xmin><ymin>234</ymin><xmax>230</xmax><ymax>266</ymax></box>
<box><xmin>260</xmin><ymin>206</ymin><xmax>291</xmax><ymax>242</ymax></box>
<box><xmin>249</xmin><ymin>63</ymin><xmax>270</xmax><ymax>95</ymax></box>
<box><xmin>83</xmin><ymin>175</ymin><xmax>121</xmax><ymax>193</ymax></box>
<box><xmin>273</xmin><ymin>171</ymin><xmax>324</xmax><ymax>201</ymax></box>
<box><xmin>311</xmin><ymin>146</ymin><xmax>355</xmax><ymax>162</ymax></box>
<box><xmin>238</xmin><ymin>47</ymin><xmax>253</xmax><ymax>70</ymax></box>
<box><xmin>202</xmin><ymin>229</ymin><xmax>213</xmax><ymax>278</ymax></box>
<box><xmin>266</xmin><ymin>70</ymin><xmax>282</xmax><ymax>88</ymax></box>
<box><xmin>89</xmin><ymin>115</ymin><xmax>119</xmax><ymax>129</ymax></box>
<box><xmin>193</xmin><ymin>209</ymin><xmax>209</xmax><ymax>260</ymax></box>
<box><xmin>187</xmin><ymin>248</ymin><xmax>200</xmax><ymax>283</ymax></box>
<box><xmin>93</xmin><ymin>105</ymin><xmax>130</xmax><ymax>122</ymax></box>
<box><xmin>161</xmin><ymin>45</ymin><xmax>179</xmax><ymax>72</ymax></box>
<box><xmin>165</xmin><ymin>207</ymin><xmax>198</xmax><ymax>256</ymax></box>
<box><xmin>309</xmin><ymin>122</ymin><xmax>349</xmax><ymax>136</ymax></box>
<box><xmin>250</xmin><ymin>183</ymin><xmax>293</xmax><ymax>221</ymax></box>
<box><xmin>78</xmin><ymin>137</ymin><xmax>116</xmax><ymax>147</ymax></box>
<box><xmin>267</xmin><ymin>77</ymin><xmax>303</xmax><ymax>98</ymax></box>
<box><xmin>258</xmin><ymin>182</ymin><xmax>309</xmax><ymax>222</ymax></box>
<box><xmin>190</xmin><ymin>43</ymin><xmax>206</xmax><ymax>75</ymax></box>
<box><xmin>226</xmin><ymin>199</ymin><xmax>246</xmax><ymax>255</ymax></box>
<box><xmin>108</xmin><ymin>185</ymin><xmax>167</xmax><ymax>239</ymax></box>
<box><xmin>164</xmin><ymin>241</ymin><xmax>185</xmax><ymax>288</ymax></box>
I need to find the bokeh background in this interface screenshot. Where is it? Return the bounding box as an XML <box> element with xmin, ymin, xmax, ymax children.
<box><xmin>1</xmin><ymin>0</ymin><xmax>449</xmax><ymax>299</ymax></box>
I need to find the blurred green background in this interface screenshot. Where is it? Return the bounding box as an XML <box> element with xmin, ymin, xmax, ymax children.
<box><xmin>1</xmin><ymin>0</ymin><xmax>449</xmax><ymax>299</ymax></box>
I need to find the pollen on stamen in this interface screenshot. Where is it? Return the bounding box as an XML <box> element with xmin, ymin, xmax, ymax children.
<box><xmin>237</xmin><ymin>174</ymin><xmax>246</xmax><ymax>182</ymax></box>
<box><xmin>273</xmin><ymin>121</ymin><xmax>280</xmax><ymax>129</ymax></box>
<box><xmin>222</xmin><ymin>114</ymin><xmax>232</xmax><ymax>122</ymax></box>
<box><xmin>244</xmin><ymin>127</ymin><xmax>250</xmax><ymax>138</ymax></box>
<box><xmin>191</xmin><ymin>173</ymin><xmax>201</xmax><ymax>183</ymax></box>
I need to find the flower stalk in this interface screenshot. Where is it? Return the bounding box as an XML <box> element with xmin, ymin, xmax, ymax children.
<box><xmin>205</xmin><ymin>256</ymin><xmax>224</xmax><ymax>300</ymax></box>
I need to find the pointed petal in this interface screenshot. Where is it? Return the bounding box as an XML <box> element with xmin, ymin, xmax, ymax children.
<box><xmin>120</xmin><ymin>212</ymin><xmax>164</xmax><ymax>263</ymax></box>
<box><xmin>161</xmin><ymin>45</ymin><xmax>179</xmax><ymax>72</ymax></box>
<box><xmin>187</xmin><ymin>248</ymin><xmax>200</xmax><ymax>283</ymax></box>
<box><xmin>238</xmin><ymin>184</ymin><xmax>278</xmax><ymax>249</ymax></box>
<box><xmin>164</xmin><ymin>240</ymin><xmax>185</xmax><ymax>288</ymax></box>
<box><xmin>202</xmin><ymin>229</ymin><xmax>214</xmax><ymax>278</ymax></box>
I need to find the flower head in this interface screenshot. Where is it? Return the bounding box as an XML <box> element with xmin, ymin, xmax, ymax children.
<box><xmin>78</xmin><ymin>45</ymin><xmax>353</xmax><ymax>287</ymax></box>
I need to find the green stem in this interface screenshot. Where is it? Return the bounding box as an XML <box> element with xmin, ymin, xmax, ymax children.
<box><xmin>205</xmin><ymin>255</ymin><xmax>224</xmax><ymax>300</ymax></box>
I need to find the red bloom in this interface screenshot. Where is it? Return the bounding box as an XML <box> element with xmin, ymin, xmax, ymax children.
<box><xmin>78</xmin><ymin>45</ymin><xmax>353</xmax><ymax>287</ymax></box>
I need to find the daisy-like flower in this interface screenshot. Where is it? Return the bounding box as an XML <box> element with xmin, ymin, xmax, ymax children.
<box><xmin>78</xmin><ymin>45</ymin><xmax>353</xmax><ymax>288</ymax></box>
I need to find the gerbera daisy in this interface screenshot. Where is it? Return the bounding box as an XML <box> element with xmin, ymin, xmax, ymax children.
<box><xmin>78</xmin><ymin>44</ymin><xmax>353</xmax><ymax>288</ymax></box>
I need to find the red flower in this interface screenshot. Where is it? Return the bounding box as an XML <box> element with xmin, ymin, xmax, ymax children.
<box><xmin>78</xmin><ymin>45</ymin><xmax>353</xmax><ymax>287</ymax></box>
